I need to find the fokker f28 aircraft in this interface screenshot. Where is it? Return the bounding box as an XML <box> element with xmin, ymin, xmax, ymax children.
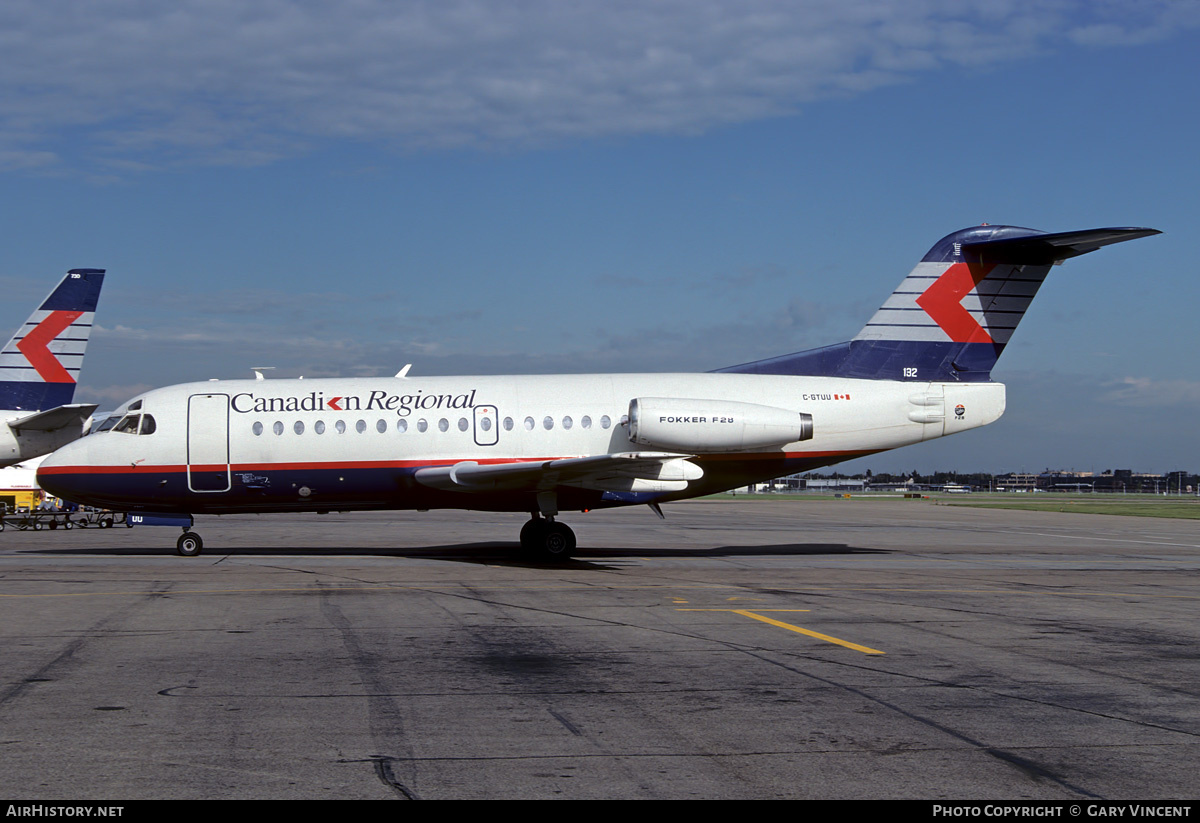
<box><xmin>38</xmin><ymin>226</ymin><xmax>1158</xmax><ymax>558</ymax></box>
<box><xmin>0</xmin><ymin>269</ymin><xmax>105</xmax><ymax>467</ymax></box>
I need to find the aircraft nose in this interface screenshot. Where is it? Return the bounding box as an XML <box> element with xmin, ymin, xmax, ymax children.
<box><xmin>37</xmin><ymin>441</ymin><xmax>97</xmax><ymax>505</ymax></box>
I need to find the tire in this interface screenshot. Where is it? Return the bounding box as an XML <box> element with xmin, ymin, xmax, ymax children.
<box><xmin>99</xmin><ymin>518</ymin><xmax>112</xmax><ymax>529</ymax></box>
<box><xmin>33</xmin><ymin>520</ymin><xmax>41</xmax><ymax>531</ymax></box>
<box><xmin>519</xmin><ymin>518</ymin><xmax>544</xmax><ymax>552</ymax></box>
<box><xmin>176</xmin><ymin>532</ymin><xmax>203</xmax><ymax>557</ymax></box>
<box><xmin>525</xmin><ymin>521</ymin><xmax>575</xmax><ymax>562</ymax></box>
<box><xmin>48</xmin><ymin>520</ymin><xmax>57</xmax><ymax>530</ymax></box>
<box><xmin>64</xmin><ymin>520</ymin><xmax>73</xmax><ymax>530</ymax></box>
<box><xmin>540</xmin><ymin>522</ymin><xmax>576</xmax><ymax>560</ymax></box>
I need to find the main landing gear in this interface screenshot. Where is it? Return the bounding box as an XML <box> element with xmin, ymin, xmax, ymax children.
<box><xmin>520</xmin><ymin>515</ymin><xmax>576</xmax><ymax>561</ymax></box>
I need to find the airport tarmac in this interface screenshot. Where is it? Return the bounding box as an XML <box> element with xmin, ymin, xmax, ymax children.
<box><xmin>1</xmin><ymin>497</ymin><xmax>1197</xmax><ymax>800</ymax></box>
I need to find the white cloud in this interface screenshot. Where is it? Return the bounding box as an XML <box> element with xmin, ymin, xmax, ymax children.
<box><xmin>1</xmin><ymin>0</ymin><xmax>1194</xmax><ymax>172</ymax></box>
<box><xmin>1102</xmin><ymin>376</ymin><xmax>1200</xmax><ymax>408</ymax></box>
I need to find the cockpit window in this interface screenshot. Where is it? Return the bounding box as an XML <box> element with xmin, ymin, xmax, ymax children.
<box><xmin>113</xmin><ymin>415</ymin><xmax>141</xmax><ymax>434</ymax></box>
<box><xmin>101</xmin><ymin>412</ymin><xmax>157</xmax><ymax>436</ymax></box>
<box><xmin>93</xmin><ymin>414</ymin><xmax>122</xmax><ymax>433</ymax></box>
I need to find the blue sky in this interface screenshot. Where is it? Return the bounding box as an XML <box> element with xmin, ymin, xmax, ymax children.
<box><xmin>1</xmin><ymin>1</ymin><xmax>1196</xmax><ymax>475</ymax></box>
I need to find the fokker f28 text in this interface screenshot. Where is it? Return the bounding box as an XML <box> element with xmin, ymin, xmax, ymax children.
<box><xmin>38</xmin><ymin>225</ymin><xmax>1159</xmax><ymax>559</ymax></box>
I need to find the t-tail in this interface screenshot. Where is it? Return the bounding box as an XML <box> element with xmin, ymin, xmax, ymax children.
<box><xmin>0</xmin><ymin>269</ymin><xmax>106</xmax><ymax>411</ymax></box>
<box><xmin>718</xmin><ymin>225</ymin><xmax>1160</xmax><ymax>381</ymax></box>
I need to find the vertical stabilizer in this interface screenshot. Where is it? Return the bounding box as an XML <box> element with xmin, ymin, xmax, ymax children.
<box><xmin>0</xmin><ymin>269</ymin><xmax>106</xmax><ymax>410</ymax></box>
<box><xmin>718</xmin><ymin>226</ymin><xmax>1159</xmax><ymax>381</ymax></box>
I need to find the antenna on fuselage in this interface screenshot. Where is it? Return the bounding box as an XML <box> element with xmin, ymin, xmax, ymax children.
<box><xmin>251</xmin><ymin>366</ymin><xmax>275</xmax><ymax>381</ymax></box>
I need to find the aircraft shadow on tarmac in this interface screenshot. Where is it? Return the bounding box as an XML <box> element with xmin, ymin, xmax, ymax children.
<box><xmin>17</xmin><ymin>541</ymin><xmax>892</xmax><ymax>567</ymax></box>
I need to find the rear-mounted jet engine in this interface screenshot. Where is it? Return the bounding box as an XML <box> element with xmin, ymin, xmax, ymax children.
<box><xmin>627</xmin><ymin>398</ymin><xmax>813</xmax><ymax>453</ymax></box>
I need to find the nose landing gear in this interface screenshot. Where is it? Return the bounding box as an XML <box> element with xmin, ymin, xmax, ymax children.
<box><xmin>176</xmin><ymin>530</ymin><xmax>203</xmax><ymax>557</ymax></box>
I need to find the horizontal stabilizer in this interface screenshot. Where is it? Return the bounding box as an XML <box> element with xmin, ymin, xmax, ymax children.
<box><xmin>962</xmin><ymin>227</ymin><xmax>1161</xmax><ymax>265</ymax></box>
<box><xmin>8</xmin><ymin>403</ymin><xmax>98</xmax><ymax>433</ymax></box>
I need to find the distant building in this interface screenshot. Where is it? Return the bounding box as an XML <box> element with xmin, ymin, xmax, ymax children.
<box><xmin>995</xmin><ymin>472</ymin><xmax>1037</xmax><ymax>492</ymax></box>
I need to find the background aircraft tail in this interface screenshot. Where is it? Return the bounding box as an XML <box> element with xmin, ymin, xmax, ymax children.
<box><xmin>717</xmin><ymin>225</ymin><xmax>1159</xmax><ymax>382</ymax></box>
<box><xmin>0</xmin><ymin>269</ymin><xmax>106</xmax><ymax>410</ymax></box>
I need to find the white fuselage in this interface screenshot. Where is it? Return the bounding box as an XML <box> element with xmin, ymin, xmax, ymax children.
<box><xmin>37</xmin><ymin>372</ymin><xmax>1005</xmax><ymax>515</ymax></box>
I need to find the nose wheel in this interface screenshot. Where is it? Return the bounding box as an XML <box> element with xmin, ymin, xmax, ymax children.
<box><xmin>176</xmin><ymin>531</ymin><xmax>203</xmax><ymax>557</ymax></box>
<box><xmin>519</xmin><ymin>516</ymin><xmax>576</xmax><ymax>561</ymax></box>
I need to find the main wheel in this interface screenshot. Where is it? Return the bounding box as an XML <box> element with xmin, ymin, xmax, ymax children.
<box><xmin>519</xmin><ymin>518</ymin><xmax>545</xmax><ymax>551</ymax></box>
<box><xmin>176</xmin><ymin>532</ymin><xmax>203</xmax><ymax>557</ymax></box>
<box><xmin>528</xmin><ymin>521</ymin><xmax>576</xmax><ymax>562</ymax></box>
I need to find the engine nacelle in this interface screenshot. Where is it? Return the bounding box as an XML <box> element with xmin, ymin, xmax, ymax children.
<box><xmin>628</xmin><ymin>398</ymin><xmax>813</xmax><ymax>453</ymax></box>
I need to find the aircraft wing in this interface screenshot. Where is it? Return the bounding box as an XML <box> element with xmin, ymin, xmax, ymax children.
<box><xmin>7</xmin><ymin>404</ymin><xmax>99</xmax><ymax>433</ymax></box>
<box><xmin>414</xmin><ymin>451</ymin><xmax>703</xmax><ymax>494</ymax></box>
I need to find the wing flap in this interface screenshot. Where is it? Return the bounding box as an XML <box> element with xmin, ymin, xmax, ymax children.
<box><xmin>414</xmin><ymin>452</ymin><xmax>703</xmax><ymax>494</ymax></box>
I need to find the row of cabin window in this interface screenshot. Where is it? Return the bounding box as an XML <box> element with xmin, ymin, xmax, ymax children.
<box><xmin>251</xmin><ymin>414</ymin><xmax>614</xmax><ymax>437</ymax></box>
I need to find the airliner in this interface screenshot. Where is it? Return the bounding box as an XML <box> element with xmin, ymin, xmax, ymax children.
<box><xmin>0</xmin><ymin>269</ymin><xmax>106</xmax><ymax>467</ymax></box>
<box><xmin>37</xmin><ymin>226</ymin><xmax>1158</xmax><ymax>559</ymax></box>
